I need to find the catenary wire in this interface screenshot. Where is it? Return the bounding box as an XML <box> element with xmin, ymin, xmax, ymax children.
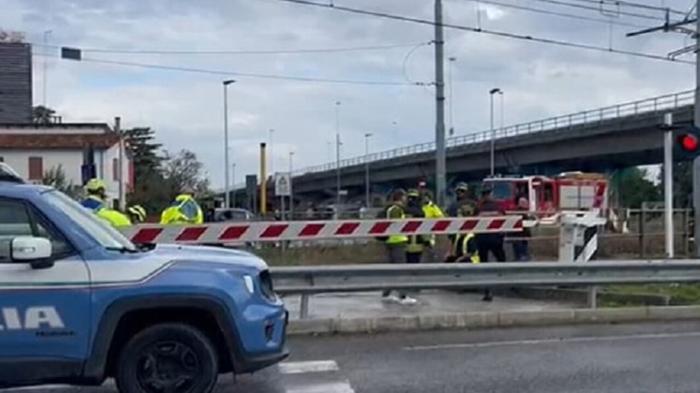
<box><xmin>274</xmin><ymin>0</ymin><xmax>695</xmax><ymax>65</ymax></box>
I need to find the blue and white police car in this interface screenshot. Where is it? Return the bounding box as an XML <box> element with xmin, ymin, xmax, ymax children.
<box><xmin>0</xmin><ymin>164</ymin><xmax>288</xmax><ymax>393</ymax></box>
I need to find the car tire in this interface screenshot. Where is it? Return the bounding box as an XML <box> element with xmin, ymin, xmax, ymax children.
<box><xmin>115</xmin><ymin>323</ymin><xmax>219</xmax><ymax>393</ymax></box>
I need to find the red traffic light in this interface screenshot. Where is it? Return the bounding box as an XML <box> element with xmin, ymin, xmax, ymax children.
<box><xmin>679</xmin><ymin>134</ymin><xmax>700</xmax><ymax>152</ymax></box>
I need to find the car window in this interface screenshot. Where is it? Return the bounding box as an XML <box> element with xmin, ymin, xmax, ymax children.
<box><xmin>0</xmin><ymin>198</ymin><xmax>72</xmax><ymax>263</ymax></box>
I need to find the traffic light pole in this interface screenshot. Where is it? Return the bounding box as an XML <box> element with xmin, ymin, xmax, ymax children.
<box><xmin>663</xmin><ymin>113</ymin><xmax>674</xmax><ymax>258</ymax></box>
<box><xmin>694</xmin><ymin>1</ymin><xmax>700</xmax><ymax>257</ymax></box>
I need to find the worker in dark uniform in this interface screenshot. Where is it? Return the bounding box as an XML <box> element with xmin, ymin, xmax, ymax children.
<box><xmin>476</xmin><ymin>185</ymin><xmax>506</xmax><ymax>301</ymax></box>
<box><xmin>404</xmin><ymin>189</ymin><xmax>426</xmax><ymax>264</ymax></box>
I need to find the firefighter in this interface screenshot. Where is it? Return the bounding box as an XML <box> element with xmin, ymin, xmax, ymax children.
<box><xmin>445</xmin><ymin>231</ymin><xmax>480</xmax><ymax>264</ymax></box>
<box><xmin>421</xmin><ymin>189</ymin><xmax>444</xmax><ymax>262</ymax></box>
<box><xmin>127</xmin><ymin>205</ymin><xmax>147</xmax><ymax>224</ymax></box>
<box><xmin>447</xmin><ymin>182</ymin><xmax>477</xmax><ymax>218</ymax></box>
<box><xmin>160</xmin><ymin>191</ymin><xmax>204</xmax><ymax>225</ymax></box>
<box><xmin>81</xmin><ymin>178</ymin><xmax>132</xmax><ymax>227</ymax></box>
<box><xmin>380</xmin><ymin>188</ymin><xmax>417</xmax><ymax>305</ymax></box>
<box><xmin>476</xmin><ymin>185</ymin><xmax>506</xmax><ymax>302</ymax></box>
<box><xmin>404</xmin><ymin>189</ymin><xmax>426</xmax><ymax>264</ymax></box>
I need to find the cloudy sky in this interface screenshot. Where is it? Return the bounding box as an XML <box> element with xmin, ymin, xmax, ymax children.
<box><xmin>0</xmin><ymin>0</ymin><xmax>696</xmax><ymax>187</ymax></box>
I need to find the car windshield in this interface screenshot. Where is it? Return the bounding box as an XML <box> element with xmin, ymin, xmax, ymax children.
<box><xmin>42</xmin><ymin>190</ymin><xmax>137</xmax><ymax>252</ymax></box>
<box><xmin>489</xmin><ymin>181</ymin><xmax>513</xmax><ymax>200</ymax></box>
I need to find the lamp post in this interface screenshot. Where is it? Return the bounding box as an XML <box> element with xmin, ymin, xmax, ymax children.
<box><xmin>364</xmin><ymin>133</ymin><xmax>373</xmax><ymax>208</ymax></box>
<box><xmin>289</xmin><ymin>151</ymin><xmax>295</xmax><ymax>220</ymax></box>
<box><xmin>223</xmin><ymin>79</ymin><xmax>236</xmax><ymax>208</ymax></box>
<box><xmin>448</xmin><ymin>56</ymin><xmax>457</xmax><ymax>136</ymax></box>
<box><xmin>335</xmin><ymin>101</ymin><xmax>342</xmax><ymax>208</ymax></box>
<box><xmin>489</xmin><ymin>87</ymin><xmax>503</xmax><ymax>177</ymax></box>
<box><xmin>268</xmin><ymin>128</ymin><xmax>275</xmax><ymax>176</ymax></box>
<box><xmin>231</xmin><ymin>163</ymin><xmax>236</xmax><ymax>208</ymax></box>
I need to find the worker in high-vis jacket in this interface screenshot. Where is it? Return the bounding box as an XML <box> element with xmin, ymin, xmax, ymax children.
<box><xmin>421</xmin><ymin>189</ymin><xmax>444</xmax><ymax>262</ymax></box>
<box><xmin>81</xmin><ymin>178</ymin><xmax>132</xmax><ymax>227</ymax></box>
<box><xmin>404</xmin><ymin>189</ymin><xmax>426</xmax><ymax>264</ymax></box>
<box><xmin>445</xmin><ymin>232</ymin><xmax>480</xmax><ymax>264</ymax></box>
<box><xmin>160</xmin><ymin>193</ymin><xmax>204</xmax><ymax>225</ymax></box>
<box><xmin>380</xmin><ymin>188</ymin><xmax>417</xmax><ymax>306</ymax></box>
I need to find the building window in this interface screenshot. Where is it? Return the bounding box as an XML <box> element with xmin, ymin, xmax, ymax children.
<box><xmin>113</xmin><ymin>158</ymin><xmax>119</xmax><ymax>181</ymax></box>
<box><xmin>28</xmin><ymin>156</ymin><xmax>43</xmax><ymax>180</ymax></box>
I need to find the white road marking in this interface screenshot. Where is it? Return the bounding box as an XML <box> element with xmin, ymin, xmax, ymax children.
<box><xmin>285</xmin><ymin>381</ymin><xmax>355</xmax><ymax>393</ymax></box>
<box><xmin>404</xmin><ymin>331</ymin><xmax>700</xmax><ymax>351</ymax></box>
<box><xmin>278</xmin><ymin>360</ymin><xmax>340</xmax><ymax>375</ymax></box>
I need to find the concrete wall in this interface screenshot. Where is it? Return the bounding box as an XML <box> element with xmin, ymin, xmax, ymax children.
<box><xmin>0</xmin><ymin>43</ymin><xmax>32</xmax><ymax>123</ymax></box>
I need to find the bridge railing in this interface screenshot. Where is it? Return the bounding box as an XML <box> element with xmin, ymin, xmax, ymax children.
<box><xmin>294</xmin><ymin>89</ymin><xmax>694</xmax><ymax>176</ymax></box>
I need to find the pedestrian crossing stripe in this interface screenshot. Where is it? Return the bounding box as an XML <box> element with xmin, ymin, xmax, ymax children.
<box><xmin>278</xmin><ymin>360</ymin><xmax>339</xmax><ymax>374</ymax></box>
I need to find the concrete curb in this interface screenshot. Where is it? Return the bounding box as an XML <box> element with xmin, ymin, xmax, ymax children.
<box><xmin>287</xmin><ymin>305</ymin><xmax>700</xmax><ymax>335</ymax></box>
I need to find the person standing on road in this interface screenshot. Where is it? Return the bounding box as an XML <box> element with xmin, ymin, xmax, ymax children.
<box><xmin>404</xmin><ymin>189</ymin><xmax>426</xmax><ymax>264</ymax></box>
<box><xmin>421</xmin><ymin>189</ymin><xmax>444</xmax><ymax>262</ymax></box>
<box><xmin>475</xmin><ymin>185</ymin><xmax>507</xmax><ymax>301</ymax></box>
<box><xmin>447</xmin><ymin>182</ymin><xmax>477</xmax><ymax>218</ymax></box>
<box><xmin>381</xmin><ymin>188</ymin><xmax>417</xmax><ymax>306</ymax></box>
<box><xmin>81</xmin><ymin>178</ymin><xmax>132</xmax><ymax>227</ymax></box>
<box><xmin>160</xmin><ymin>190</ymin><xmax>204</xmax><ymax>225</ymax></box>
<box><xmin>512</xmin><ymin>196</ymin><xmax>532</xmax><ymax>261</ymax></box>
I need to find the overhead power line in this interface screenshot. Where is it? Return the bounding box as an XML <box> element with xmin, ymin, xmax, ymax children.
<box><xmin>565</xmin><ymin>0</ymin><xmax>687</xmax><ymax>15</ymax></box>
<box><xmin>32</xmin><ymin>53</ymin><xmax>422</xmax><ymax>86</ymax></box>
<box><xmin>522</xmin><ymin>0</ymin><xmax>673</xmax><ymax>21</ymax></box>
<box><xmin>32</xmin><ymin>41</ymin><xmax>428</xmax><ymax>56</ymax></box>
<box><xmin>459</xmin><ymin>0</ymin><xmax>655</xmax><ymax>28</ymax></box>
<box><xmin>275</xmin><ymin>0</ymin><xmax>695</xmax><ymax>65</ymax></box>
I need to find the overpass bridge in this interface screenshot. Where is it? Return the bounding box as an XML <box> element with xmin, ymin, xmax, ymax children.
<box><xmin>289</xmin><ymin>90</ymin><xmax>694</xmax><ymax>203</ymax></box>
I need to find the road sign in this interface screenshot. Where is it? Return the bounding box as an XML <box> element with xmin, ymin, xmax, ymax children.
<box><xmin>275</xmin><ymin>172</ymin><xmax>292</xmax><ymax>196</ymax></box>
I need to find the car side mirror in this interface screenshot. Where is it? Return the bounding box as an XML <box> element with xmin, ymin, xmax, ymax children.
<box><xmin>11</xmin><ymin>237</ymin><xmax>54</xmax><ymax>269</ymax></box>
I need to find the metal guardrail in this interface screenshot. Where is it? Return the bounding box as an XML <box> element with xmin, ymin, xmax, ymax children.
<box><xmin>294</xmin><ymin>90</ymin><xmax>695</xmax><ymax>176</ymax></box>
<box><xmin>271</xmin><ymin>260</ymin><xmax>700</xmax><ymax>318</ymax></box>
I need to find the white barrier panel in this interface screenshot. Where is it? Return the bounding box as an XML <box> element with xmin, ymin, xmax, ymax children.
<box><xmin>121</xmin><ymin>216</ymin><xmax>523</xmax><ymax>244</ymax></box>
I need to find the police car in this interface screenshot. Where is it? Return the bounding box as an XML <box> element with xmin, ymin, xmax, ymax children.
<box><xmin>0</xmin><ymin>164</ymin><xmax>288</xmax><ymax>393</ymax></box>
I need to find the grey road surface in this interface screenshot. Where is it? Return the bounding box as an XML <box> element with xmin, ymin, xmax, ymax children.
<box><xmin>4</xmin><ymin>321</ymin><xmax>700</xmax><ymax>393</ymax></box>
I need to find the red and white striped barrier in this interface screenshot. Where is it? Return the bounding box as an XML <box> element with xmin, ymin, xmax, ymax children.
<box><xmin>120</xmin><ymin>216</ymin><xmax>523</xmax><ymax>244</ymax></box>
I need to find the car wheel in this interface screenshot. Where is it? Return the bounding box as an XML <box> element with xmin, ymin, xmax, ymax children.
<box><xmin>116</xmin><ymin>323</ymin><xmax>219</xmax><ymax>393</ymax></box>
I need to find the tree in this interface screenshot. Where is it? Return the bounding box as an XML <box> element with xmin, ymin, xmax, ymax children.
<box><xmin>162</xmin><ymin>149</ymin><xmax>211</xmax><ymax>198</ymax></box>
<box><xmin>32</xmin><ymin>106</ymin><xmax>56</xmax><ymax>124</ymax></box>
<box><xmin>657</xmin><ymin>161</ymin><xmax>693</xmax><ymax>208</ymax></box>
<box><xmin>124</xmin><ymin>127</ymin><xmax>168</xmax><ymax>214</ymax></box>
<box><xmin>617</xmin><ymin>167</ymin><xmax>661</xmax><ymax>208</ymax></box>
<box><xmin>42</xmin><ymin>165</ymin><xmax>81</xmax><ymax>199</ymax></box>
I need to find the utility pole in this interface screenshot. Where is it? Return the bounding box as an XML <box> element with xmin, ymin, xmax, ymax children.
<box><xmin>289</xmin><ymin>151</ymin><xmax>295</xmax><ymax>220</ymax></box>
<box><xmin>434</xmin><ymin>0</ymin><xmax>447</xmax><ymax>207</ymax></box>
<box><xmin>663</xmin><ymin>112</ymin><xmax>674</xmax><ymax>258</ymax></box>
<box><xmin>223</xmin><ymin>80</ymin><xmax>235</xmax><ymax>208</ymax></box>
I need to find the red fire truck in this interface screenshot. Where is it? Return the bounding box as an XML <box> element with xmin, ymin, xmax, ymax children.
<box><xmin>483</xmin><ymin>172</ymin><xmax>608</xmax><ymax>216</ymax></box>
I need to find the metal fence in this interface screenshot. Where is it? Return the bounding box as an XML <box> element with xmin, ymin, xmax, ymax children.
<box><xmin>294</xmin><ymin>90</ymin><xmax>695</xmax><ymax>176</ymax></box>
<box><xmin>271</xmin><ymin>260</ymin><xmax>700</xmax><ymax>318</ymax></box>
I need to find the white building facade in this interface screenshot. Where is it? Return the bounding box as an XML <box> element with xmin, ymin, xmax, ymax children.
<box><xmin>0</xmin><ymin>123</ymin><xmax>131</xmax><ymax>208</ymax></box>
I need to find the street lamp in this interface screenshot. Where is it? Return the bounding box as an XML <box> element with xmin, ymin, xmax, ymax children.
<box><xmin>268</xmin><ymin>128</ymin><xmax>275</xmax><ymax>175</ymax></box>
<box><xmin>335</xmin><ymin>101</ymin><xmax>342</xmax><ymax>208</ymax></box>
<box><xmin>448</xmin><ymin>57</ymin><xmax>457</xmax><ymax>136</ymax></box>
<box><xmin>223</xmin><ymin>79</ymin><xmax>236</xmax><ymax>208</ymax></box>
<box><xmin>231</xmin><ymin>163</ymin><xmax>236</xmax><ymax>208</ymax></box>
<box><xmin>289</xmin><ymin>151</ymin><xmax>295</xmax><ymax>220</ymax></box>
<box><xmin>489</xmin><ymin>87</ymin><xmax>503</xmax><ymax>177</ymax></box>
<box><xmin>364</xmin><ymin>133</ymin><xmax>373</xmax><ymax>208</ymax></box>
